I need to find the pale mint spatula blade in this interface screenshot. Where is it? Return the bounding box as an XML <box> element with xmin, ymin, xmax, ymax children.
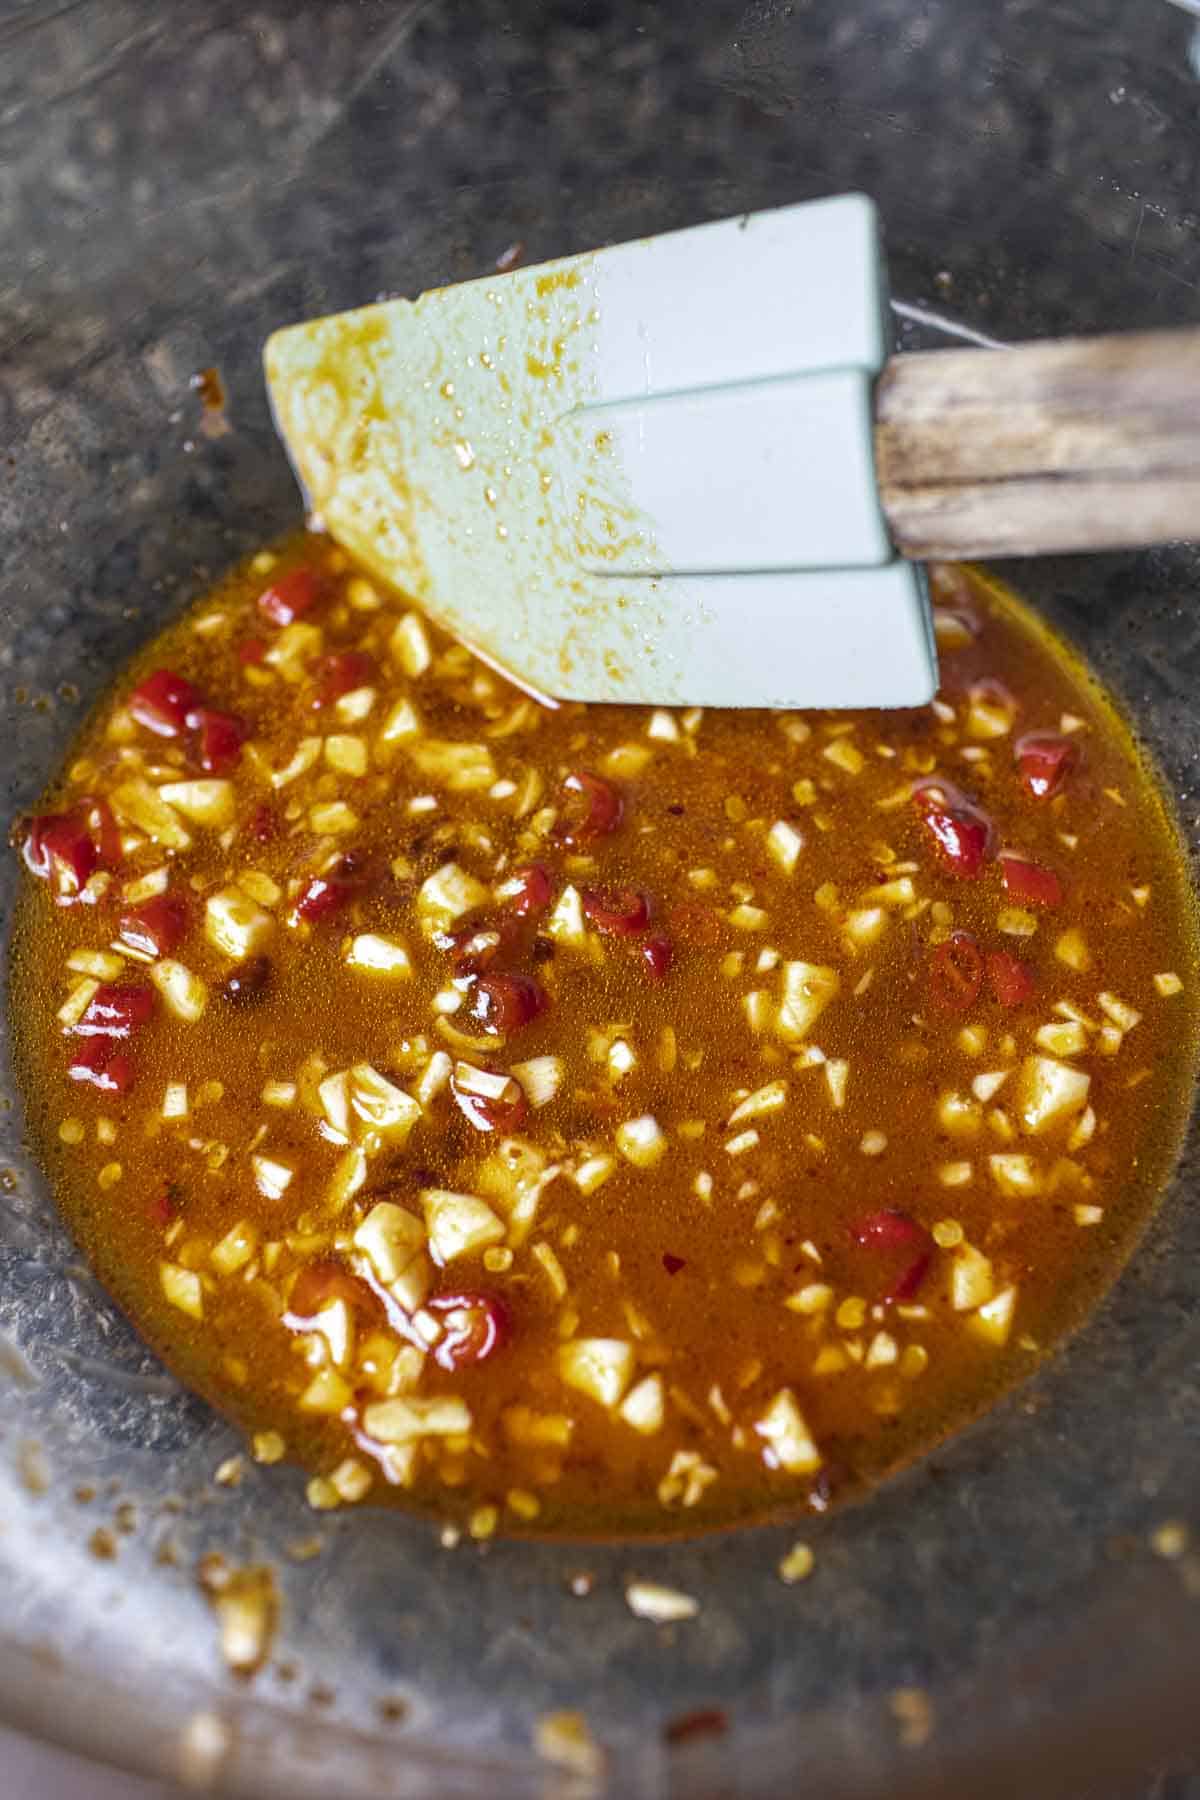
<box><xmin>264</xmin><ymin>195</ymin><xmax>937</xmax><ymax>709</ymax></box>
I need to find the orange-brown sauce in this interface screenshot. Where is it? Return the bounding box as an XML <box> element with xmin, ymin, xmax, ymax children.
<box><xmin>11</xmin><ymin>538</ymin><xmax>1199</xmax><ymax>1537</ymax></box>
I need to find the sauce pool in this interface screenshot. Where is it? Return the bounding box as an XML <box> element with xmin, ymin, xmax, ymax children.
<box><xmin>10</xmin><ymin>542</ymin><xmax>1199</xmax><ymax>1537</ymax></box>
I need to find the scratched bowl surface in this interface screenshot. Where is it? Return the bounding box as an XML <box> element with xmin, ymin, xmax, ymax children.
<box><xmin>4</xmin><ymin>3</ymin><xmax>1200</xmax><ymax>1796</ymax></box>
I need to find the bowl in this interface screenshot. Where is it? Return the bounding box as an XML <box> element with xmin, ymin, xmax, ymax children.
<box><xmin>3</xmin><ymin>3</ymin><xmax>1200</xmax><ymax>1794</ymax></box>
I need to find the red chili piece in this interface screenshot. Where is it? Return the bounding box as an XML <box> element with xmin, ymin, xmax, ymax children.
<box><xmin>889</xmin><ymin>1251</ymin><xmax>933</xmax><ymax>1304</ymax></box>
<box><xmin>427</xmin><ymin>1292</ymin><xmax>510</xmax><ymax>1371</ymax></box>
<box><xmin>987</xmin><ymin>950</ymin><xmax>1034</xmax><ymax>1007</ymax></box>
<box><xmin>850</xmin><ymin>1208</ymin><xmax>934</xmax><ymax>1304</ymax></box>
<box><xmin>506</xmin><ymin>863</ymin><xmax>552</xmax><ymax>917</ymax></box>
<box><xmin>921</xmin><ymin>805</ymin><xmax>992</xmax><ymax>879</ymax></box>
<box><xmin>851</xmin><ymin>1209</ymin><xmax>927</xmax><ymax>1252</ymax></box>
<box><xmin>119</xmin><ymin>892</ymin><xmax>189</xmax><ymax>960</ymax></box>
<box><xmin>662</xmin><ymin>1253</ymin><xmax>686</xmax><ymax>1275</ymax></box>
<box><xmin>72</xmin><ymin>984</ymin><xmax>156</xmax><ymax>1040</ymax></box>
<box><xmin>294</xmin><ymin>876</ymin><xmax>352</xmax><ymax>923</ymax></box>
<box><xmin>1000</xmin><ymin>853</ymin><xmax>1063</xmax><ymax>908</ymax></box>
<box><xmin>469</xmin><ymin>972</ymin><xmax>548</xmax><ymax>1036</ymax></box>
<box><xmin>447</xmin><ymin>924</ymin><xmax>510</xmax><ymax>978</ymax></box>
<box><xmin>912</xmin><ymin>778</ymin><xmax>995</xmax><ymax>879</ymax></box>
<box><xmin>67</xmin><ymin>1038</ymin><xmax>135</xmax><ymax>1095</ymax></box>
<box><xmin>128</xmin><ymin>669</ymin><xmax>202</xmax><ymax>739</ymax></box>
<box><xmin>581</xmin><ymin>886</ymin><xmax>650</xmax><ymax>936</ymax></box>
<box><xmin>313</xmin><ymin>650</ymin><xmax>377</xmax><ymax>708</ymax></box>
<box><xmin>293</xmin><ymin>855</ymin><xmax>364</xmax><ymax>924</ymax></box>
<box><xmin>286</xmin><ymin>1260</ymin><xmax>374</xmax><ymax>1323</ymax></box>
<box><xmin>188</xmin><ymin>706</ymin><xmax>246</xmax><ymax>774</ymax></box>
<box><xmin>1015</xmin><ymin>731</ymin><xmax>1076</xmax><ymax>801</ymax></box>
<box><xmin>83</xmin><ymin>797</ymin><xmax>122</xmax><ymax>868</ymax></box>
<box><xmin>642</xmin><ymin>935</ymin><xmax>674</xmax><ymax>981</ymax></box>
<box><xmin>928</xmin><ymin>931</ymin><xmax>984</xmax><ymax>1014</ymax></box>
<box><xmin>258</xmin><ymin>567</ymin><xmax>322</xmax><ymax>627</ymax></box>
<box><xmin>557</xmin><ymin>770</ymin><xmax>623</xmax><ymax>846</ymax></box>
<box><xmin>450</xmin><ymin>1073</ymin><xmax>529</xmax><ymax>1135</ymax></box>
<box><xmin>22</xmin><ymin>812</ymin><xmax>99</xmax><ymax>904</ymax></box>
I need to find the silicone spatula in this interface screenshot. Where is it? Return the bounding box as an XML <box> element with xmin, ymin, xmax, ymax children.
<box><xmin>264</xmin><ymin>195</ymin><xmax>1200</xmax><ymax>710</ymax></box>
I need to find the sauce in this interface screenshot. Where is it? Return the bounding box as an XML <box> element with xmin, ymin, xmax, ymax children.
<box><xmin>11</xmin><ymin>542</ymin><xmax>1199</xmax><ymax>1537</ymax></box>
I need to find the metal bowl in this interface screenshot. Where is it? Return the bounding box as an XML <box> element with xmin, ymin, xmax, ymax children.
<box><xmin>3</xmin><ymin>3</ymin><xmax>1200</xmax><ymax>1793</ymax></box>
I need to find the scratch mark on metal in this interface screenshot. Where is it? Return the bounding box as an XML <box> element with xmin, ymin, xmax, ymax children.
<box><xmin>1132</xmin><ymin>202</ymin><xmax>1147</xmax><ymax>263</ymax></box>
<box><xmin>0</xmin><ymin>16</ymin><xmax>170</xmax><ymax>130</ymax></box>
<box><xmin>49</xmin><ymin>1346</ymin><xmax>180</xmax><ymax>1398</ymax></box>
<box><xmin>0</xmin><ymin>0</ymin><xmax>93</xmax><ymax>55</ymax></box>
<box><xmin>890</xmin><ymin>299</ymin><xmax>1009</xmax><ymax>351</ymax></box>
<box><xmin>299</xmin><ymin>0</ymin><xmax>444</xmax><ymax>161</ymax></box>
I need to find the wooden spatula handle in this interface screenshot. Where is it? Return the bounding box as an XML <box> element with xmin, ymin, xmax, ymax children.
<box><xmin>874</xmin><ymin>327</ymin><xmax>1200</xmax><ymax>561</ymax></box>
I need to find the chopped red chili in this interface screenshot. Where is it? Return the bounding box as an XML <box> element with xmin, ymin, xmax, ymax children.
<box><xmin>67</xmin><ymin>1038</ymin><xmax>135</xmax><ymax>1095</ymax></box>
<box><xmin>292</xmin><ymin>855</ymin><xmax>365</xmax><ymax>924</ymax></box>
<box><xmin>451</xmin><ymin>1070</ymin><xmax>529</xmax><ymax>1134</ymax></box>
<box><xmin>72</xmin><ymin>984</ymin><xmax>156</xmax><ymax>1040</ymax></box>
<box><xmin>313</xmin><ymin>650</ymin><xmax>376</xmax><ymax>708</ymax></box>
<box><xmin>119</xmin><ymin>893</ymin><xmax>189</xmax><ymax>960</ymax></box>
<box><xmin>581</xmin><ymin>887</ymin><xmax>650</xmax><ymax>936</ymax></box>
<box><xmin>189</xmin><ymin>707</ymin><xmax>246</xmax><ymax>775</ymax></box>
<box><xmin>1015</xmin><ymin>731</ymin><xmax>1076</xmax><ymax>800</ymax></box>
<box><xmin>850</xmin><ymin>1210</ymin><xmax>934</xmax><ymax>1304</ymax></box>
<box><xmin>506</xmin><ymin>863</ymin><xmax>553</xmax><ymax>917</ymax></box>
<box><xmin>642</xmin><ymin>935</ymin><xmax>674</xmax><ymax>980</ymax></box>
<box><xmin>128</xmin><ymin>669</ymin><xmax>202</xmax><ymax>739</ymax></box>
<box><xmin>911</xmin><ymin>778</ymin><xmax>995</xmax><ymax>878</ymax></box>
<box><xmin>21</xmin><ymin>811</ymin><xmax>99</xmax><ymax>904</ymax></box>
<box><xmin>469</xmin><ymin>973</ymin><xmax>548</xmax><ymax>1036</ymax></box>
<box><xmin>929</xmin><ymin>932</ymin><xmax>984</xmax><ymax>1013</ymax></box>
<box><xmin>285</xmin><ymin>1259</ymin><xmax>376</xmax><ymax>1325</ymax></box>
<box><xmin>258</xmin><ymin>567</ymin><xmax>322</xmax><ymax>627</ymax></box>
<box><xmin>987</xmin><ymin>950</ymin><xmax>1034</xmax><ymax>1007</ymax></box>
<box><xmin>427</xmin><ymin>1293</ymin><xmax>510</xmax><ymax>1371</ymax></box>
<box><xmin>1000</xmin><ymin>852</ymin><xmax>1063</xmax><ymax>908</ymax></box>
<box><xmin>557</xmin><ymin>770</ymin><xmax>623</xmax><ymax>846</ymax></box>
